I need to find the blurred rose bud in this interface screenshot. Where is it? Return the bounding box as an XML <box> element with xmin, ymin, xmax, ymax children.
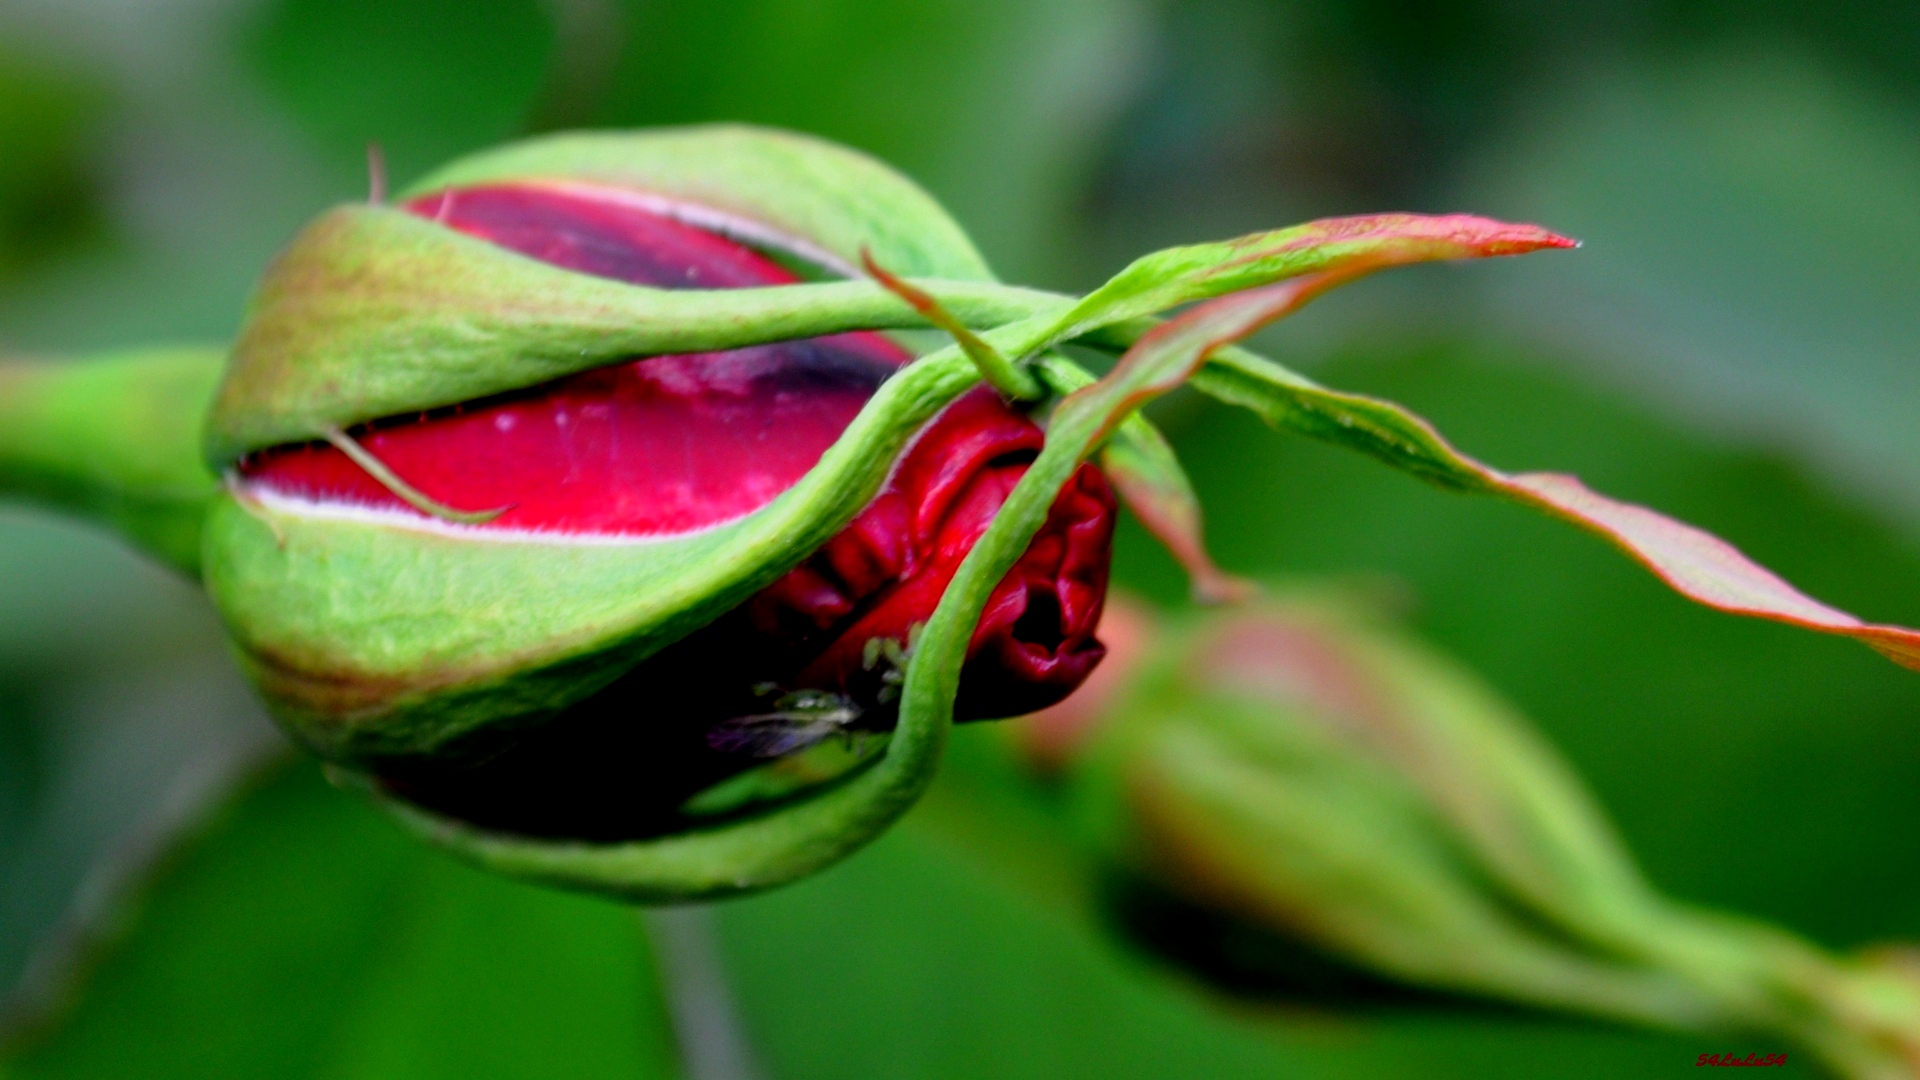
<box><xmin>199</xmin><ymin>129</ymin><xmax>1112</xmax><ymax>859</ymax></box>
<box><xmin>1051</xmin><ymin>594</ymin><xmax>1920</xmax><ymax>1080</ymax></box>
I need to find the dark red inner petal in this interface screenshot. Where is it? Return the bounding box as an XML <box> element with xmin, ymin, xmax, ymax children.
<box><xmin>240</xmin><ymin>184</ymin><xmax>908</xmax><ymax>537</ymax></box>
<box><xmin>409</xmin><ymin>184</ymin><xmax>798</xmax><ymax>289</ymax></box>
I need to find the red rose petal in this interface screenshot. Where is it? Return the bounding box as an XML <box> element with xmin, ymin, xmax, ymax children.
<box><xmin>241</xmin><ymin>184</ymin><xmax>908</xmax><ymax>537</ymax></box>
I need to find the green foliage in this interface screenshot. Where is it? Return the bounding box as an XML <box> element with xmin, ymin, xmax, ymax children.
<box><xmin>247</xmin><ymin>0</ymin><xmax>556</xmax><ymax>186</ymax></box>
<box><xmin>0</xmin><ymin>52</ymin><xmax>100</xmax><ymax>283</ymax></box>
<box><xmin>596</xmin><ymin>0</ymin><xmax>1145</xmax><ymax>278</ymax></box>
<box><xmin>2</xmin><ymin>762</ymin><xmax>679</xmax><ymax>1080</ymax></box>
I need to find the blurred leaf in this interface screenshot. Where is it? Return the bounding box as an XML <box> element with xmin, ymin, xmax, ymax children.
<box><xmin>0</xmin><ymin>513</ymin><xmax>266</xmax><ymax>1001</ymax></box>
<box><xmin>1468</xmin><ymin>41</ymin><xmax>1920</xmax><ymax>533</ymax></box>
<box><xmin>1</xmin><ymin>762</ymin><xmax>679</xmax><ymax>1080</ymax></box>
<box><xmin>596</xmin><ymin>0</ymin><xmax>1148</xmax><ymax>279</ymax></box>
<box><xmin>0</xmin><ymin>46</ymin><xmax>102</xmax><ymax>282</ymax></box>
<box><xmin>247</xmin><ymin>0</ymin><xmax>557</xmax><ymax>185</ymax></box>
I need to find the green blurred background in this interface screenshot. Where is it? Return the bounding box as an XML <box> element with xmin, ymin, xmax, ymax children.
<box><xmin>0</xmin><ymin>0</ymin><xmax>1916</xmax><ymax>1076</ymax></box>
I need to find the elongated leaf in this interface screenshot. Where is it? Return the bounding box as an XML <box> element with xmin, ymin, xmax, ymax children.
<box><xmin>1187</xmin><ymin>347</ymin><xmax>1920</xmax><ymax>671</ymax></box>
<box><xmin>1034</xmin><ymin>214</ymin><xmax>1576</xmax><ymax>349</ymax></box>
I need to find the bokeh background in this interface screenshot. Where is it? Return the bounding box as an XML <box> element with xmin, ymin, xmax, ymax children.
<box><xmin>0</xmin><ymin>0</ymin><xmax>1917</xmax><ymax>1076</ymax></box>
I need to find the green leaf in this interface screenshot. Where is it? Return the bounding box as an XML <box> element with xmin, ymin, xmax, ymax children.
<box><xmin>0</xmin><ymin>347</ymin><xmax>224</xmax><ymax>576</ymax></box>
<box><xmin>0</xmin><ymin>761</ymin><xmax>679</xmax><ymax>1080</ymax></box>
<box><xmin>1137</xmin><ymin>343</ymin><xmax>1920</xmax><ymax>945</ymax></box>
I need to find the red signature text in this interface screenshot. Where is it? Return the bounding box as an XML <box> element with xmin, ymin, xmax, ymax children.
<box><xmin>1697</xmin><ymin>1053</ymin><xmax>1786</xmax><ymax>1067</ymax></box>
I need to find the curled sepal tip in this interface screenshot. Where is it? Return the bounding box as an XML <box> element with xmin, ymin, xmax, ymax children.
<box><xmin>860</xmin><ymin>249</ymin><xmax>1043</xmax><ymax>401</ymax></box>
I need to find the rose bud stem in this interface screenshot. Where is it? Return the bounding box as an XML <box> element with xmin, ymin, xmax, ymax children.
<box><xmin>0</xmin><ymin>346</ymin><xmax>224</xmax><ymax>576</ymax></box>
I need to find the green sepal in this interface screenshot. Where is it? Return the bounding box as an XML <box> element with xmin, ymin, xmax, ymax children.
<box><xmin>1031</xmin><ymin>214</ymin><xmax>1574</xmax><ymax>351</ymax></box>
<box><xmin>0</xmin><ymin>346</ymin><xmax>224</xmax><ymax>576</ymax></box>
<box><xmin>204</xmin><ymin>204</ymin><xmax>1058</xmax><ymax>465</ymax></box>
<box><xmin>208</xmin><ymin>344</ymin><xmax>993</xmax><ymax>760</ymax></box>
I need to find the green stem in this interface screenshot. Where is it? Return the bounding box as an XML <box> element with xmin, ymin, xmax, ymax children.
<box><xmin>0</xmin><ymin>347</ymin><xmax>226</xmax><ymax>576</ymax></box>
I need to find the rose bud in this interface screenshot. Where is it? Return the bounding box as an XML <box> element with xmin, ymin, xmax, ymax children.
<box><xmin>9</xmin><ymin>124</ymin><xmax>1902</xmax><ymax>901</ymax></box>
<box><xmin>1048</xmin><ymin>595</ymin><xmax>1920</xmax><ymax>1079</ymax></box>
<box><xmin>211</xmin><ymin>139</ymin><xmax>1114</xmax><ymax>843</ymax></box>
